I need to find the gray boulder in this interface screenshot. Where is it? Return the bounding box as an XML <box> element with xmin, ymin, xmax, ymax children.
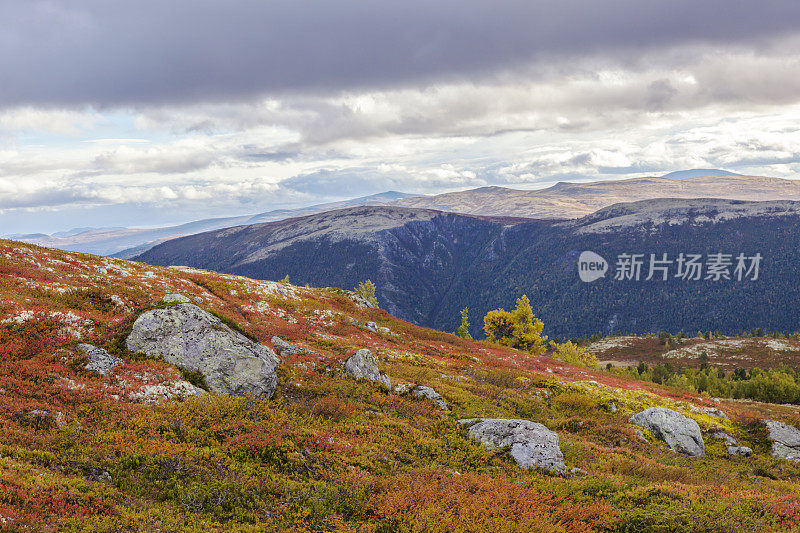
<box><xmin>764</xmin><ymin>420</ymin><xmax>800</xmax><ymax>461</ymax></box>
<box><xmin>458</xmin><ymin>418</ymin><xmax>566</xmax><ymax>474</ymax></box>
<box><xmin>411</xmin><ymin>385</ymin><xmax>449</xmax><ymax>410</ymax></box>
<box><xmin>344</xmin><ymin>349</ymin><xmax>391</xmax><ymax>388</ymax></box>
<box><xmin>630</xmin><ymin>407</ymin><xmax>705</xmax><ymax>457</ymax></box>
<box><xmin>78</xmin><ymin>343</ymin><xmax>124</xmax><ymax>376</ymax></box>
<box><xmin>126</xmin><ymin>303</ymin><xmax>280</xmax><ymax>398</ymax></box>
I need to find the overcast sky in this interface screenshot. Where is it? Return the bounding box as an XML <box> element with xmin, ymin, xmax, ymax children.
<box><xmin>3</xmin><ymin>0</ymin><xmax>800</xmax><ymax>234</ymax></box>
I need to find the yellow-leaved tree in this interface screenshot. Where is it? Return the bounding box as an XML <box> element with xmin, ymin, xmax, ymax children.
<box><xmin>483</xmin><ymin>295</ymin><xmax>548</xmax><ymax>355</ymax></box>
<box><xmin>355</xmin><ymin>280</ymin><xmax>379</xmax><ymax>307</ymax></box>
<box><xmin>550</xmin><ymin>340</ymin><xmax>598</xmax><ymax>368</ymax></box>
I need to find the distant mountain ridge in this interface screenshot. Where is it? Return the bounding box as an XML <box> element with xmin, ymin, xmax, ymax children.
<box><xmin>394</xmin><ymin>174</ymin><xmax>800</xmax><ymax>218</ymax></box>
<box><xmin>9</xmin><ymin>191</ymin><xmax>420</xmax><ymax>257</ymax></box>
<box><xmin>10</xmin><ymin>172</ymin><xmax>800</xmax><ymax>257</ymax></box>
<box><xmin>135</xmin><ymin>198</ymin><xmax>800</xmax><ymax>338</ymax></box>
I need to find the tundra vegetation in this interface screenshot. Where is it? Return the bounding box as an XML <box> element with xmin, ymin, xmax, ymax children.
<box><xmin>3</xmin><ymin>239</ymin><xmax>800</xmax><ymax>532</ymax></box>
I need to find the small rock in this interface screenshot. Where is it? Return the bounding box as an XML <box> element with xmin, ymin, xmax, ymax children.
<box><xmin>126</xmin><ymin>302</ymin><xmax>280</xmax><ymax>398</ymax></box>
<box><xmin>161</xmin><ymin>294</ymin><xmax>192</xmax><ymax>304</ymax></box>
<box><xmin>78</xmin><ymin>343</ymin><xmax>124</xmax><ymax>376</ymax></box>
<box><xmin>629</xmin><ymin>407</ymin><xmax>705</xmax><ymax>457</ymax></box>
<box><xmin>727</xmin><ymin>445</ymin><xmax>753</xmax><ymax>457</ymax></box>
<box><xmin>394</xmin><ymin>382</ymin><xmax>415</xmax><ymax>395</ymax></box>
<box><xmin>458</xmin><ymin>418</ymin><xmax>566</xmax><ymax>474</ymax></box>
<box><xmin>608</xmin><ymin>401</ymin><xmax>618</xmax><ymax>413</ymax></box>
<box><xmin>344</xmin><ymin>349</ymin><xmax>391</xmax><ymax>388</ymax></box>
<box><xmin>411</xmin><ymin>385</ymin><xmax>449</xmax><ymax>410</ymax></box>
<box><xmin>54</xmin><ymin>411</ymin><xmax>67</xmax><ymax>430</ymax></box>
<box><xmin>702</xmin><ymin>407</ymin><xmax>730</xmax><ymax>420</ymax></box>
<box><xmin>709</xmin><ymin>430</ymin><xmax>737</xmax><ymax>446</ymax></box>
<box><xmin>764</xmin><ymin>420</ymin><xmax>800</xmax><ymax>462</ymax></box>
<box><xmin>271</xmin><ymin>336</ymin><xmax>316</xmax><ymax>357</ymax></box>
<box><xmin>570</xmin><ymin>467</ymin><xmax>588</xmax><ymax>478</ymax></box>
<box><xmin>633</xmin><ymin>429</ymin><xmax>648</xmax><ymax>442</ymax></box>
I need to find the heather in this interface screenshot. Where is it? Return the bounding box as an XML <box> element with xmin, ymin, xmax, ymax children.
<box><xmin>2</xmin><ymin>239</ymin><xmax>800</xmax><ymax>532</ymax></box>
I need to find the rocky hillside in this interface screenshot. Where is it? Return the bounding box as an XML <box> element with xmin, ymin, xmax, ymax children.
<box><xmin>394</xmin><ymin>175</ymin><xmax>800</xmax><ymax>219</ymax></box>
<box><xmin>135</xmin><ymin>200</ymin><xmax>800</xmax><ymax>339</ymax></box>
<box><xmin>5</xmin><ymin>239</ymin><xmax>800</xmax><ymax>531</ymax></box>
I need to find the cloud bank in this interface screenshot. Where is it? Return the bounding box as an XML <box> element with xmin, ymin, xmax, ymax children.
<box><xmin>2</xmin><ymin>1</ymin><xmax>800</xmax><ymax>233</ymax></box>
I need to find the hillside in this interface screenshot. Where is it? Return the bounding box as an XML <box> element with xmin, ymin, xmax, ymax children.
<box><xmin>394</xmin><ymin>175</ymin><xmax>800</xmax><ymax>218</ymax></box>
<box><xmin>135</xmin><ymin>200</ymin><xmax>800</xmax><ymax>339</ymax></box>
<box><xmin>5</xmin><ymin>239</ymin><xmax>800</xmax><ymax>531</ymax></box>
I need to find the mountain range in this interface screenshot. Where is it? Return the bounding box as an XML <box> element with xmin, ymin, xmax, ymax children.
<box><xmin>135</xmin><ymin>198</ymin><xmax>800</xmax><ymax>339</ymax></box>
<box><xmin>11</xmin><ymin>171</ymin><xmax>800</xmax><ymax>257</ymax></box>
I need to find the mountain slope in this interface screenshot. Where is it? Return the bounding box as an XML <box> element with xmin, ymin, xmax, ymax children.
<box><xmin>8</xmin><ymin>191</ymin><xmax>420</xmax><ymax>258</ymax></box>
<box><xmin>135</xmin><ymin>199</ymin><xmax>800</xmax><ymax>339</ymax></box>
<box><xmin>5</xmin><ymin>239</ymin><xmax>800</xmax><ymax>530</ymax></box>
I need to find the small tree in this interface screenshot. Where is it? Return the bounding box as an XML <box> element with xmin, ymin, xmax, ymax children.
<box><xmin>457</xmin><ymin>307</ymin><xmax>472</xmax><ymax>339</ymax></box>
<box><xmin>355</xmin><ymin>279</ymin><xmax>379</xmax><ymax>307</ymax></box>
<box><xmin>550</xmin><ymin>340</ymin><xmax>598</xmax><ymax>368</ymax></box>
<box><xmin>483</xmin><ymin>295</ymin><xmax>547</xmax><ymax>355</ymax></box>
<box><xmin>281</xmin><ymin>274</ymin><xmax>290</xmax><ymax>283</ymax></box>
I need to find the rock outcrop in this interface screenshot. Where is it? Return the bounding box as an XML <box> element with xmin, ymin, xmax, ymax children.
<box><xmin>458</xmin><ymin>418</ymin><xmax>566</xmax><ymax>474</ymax></box>
<box><xmin>343</xmin><ymin>349</ymin><xmax>391</xmax><ymax>388</ymax></box>
<box><xmin>630</xmin><ymin>407</ymin><xmax>705</xmax><ymax>457</ymax></box>
<box><xmin>126</xmin><ymin>302</ymin><xmax>280</xmax><ymax>398</ymax></box>
<box><xmin>78</xmin><ymin>343</ymin><xmax>124</xmax><ymax>376</ymax></box>
<box><xmin>764</xmin><ymin>420</ymin><xmax>800</xmax><ymax>461</ymax></box>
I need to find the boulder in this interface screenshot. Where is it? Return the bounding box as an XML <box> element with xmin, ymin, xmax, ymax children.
<box><xmin>126</xmin><ymin>303</ymin><xmax>279</xmax><ymax>398</ymax></box>
<box><xmin>411</xmin><ymin>385</ymin><xmax>449</xmax><ymax>410</ymax></box>
<box><xmin>629</xmin><ymin>407</ymin><xmax>705</xmax><ymax>457</ymax></box>
<box><xmin>78</xmin><ymin>343</ymin><xmax>124</xmax><ymax>376</ymax></box>
<box><xmin>764</xmin><ymin>420</ymin><xmax>800</xmax><ymax>461</ymax></box>
<box><xmin>458</xmin><ymin>418</ymin><xmax>566</xmax><ymax>474</ymax></box>
<box><xmin>344</xmin><ymin>349</ymin><xmax>391</xmax><ymax>388</ymax></box>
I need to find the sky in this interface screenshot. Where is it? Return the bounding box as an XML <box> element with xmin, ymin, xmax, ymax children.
<box><xmin>3</xmin><ymin>1</ymin><xmax>800</xmax><ymax>234</ymax></box>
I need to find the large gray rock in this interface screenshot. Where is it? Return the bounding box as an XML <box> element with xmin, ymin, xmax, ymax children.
<box><xmin>344</xmin><ymin>349</ymin><xmax>391</xmax><ymax>388</ymax></box>
<box><xmin>630</xmin><ymin>407</ymin><xmax>705</xmax><ymax>457</ymax></box>
<box><xmin>764</xmin><ymin>420</ymin><xmax>800</xmax><ymax>461</ymax></box>
<box><xmin>411</xmin><ymin>385</ymin><xmax>449</xmax><ymax>410</ymax></box>
<box><xmin>78</xmin><ymin>343</ymin><xmax>124</xmax><ymax>376</ymax></box>
<box><xmin>459</xmin><ymin>418</ymin><xmax>566</xmax><ymax>474</ymax></box>
<box><xmin>126</xmin><ymin>303</ymin><xmax>279</xmax><ymax>398</ymax></box>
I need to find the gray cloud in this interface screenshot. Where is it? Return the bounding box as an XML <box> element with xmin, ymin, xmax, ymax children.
<box><xmin>3</xmin><ymin>1</ymin><xmax>800</xmax><ymax>107</ymax></box>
